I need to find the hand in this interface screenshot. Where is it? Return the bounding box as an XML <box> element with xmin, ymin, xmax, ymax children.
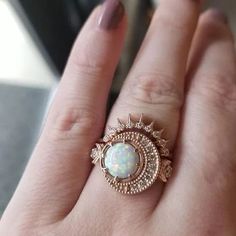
<box><xmin>1</xmin><ymin>0</ymin><xmax>236</xmax><ymax>235</ymax></box>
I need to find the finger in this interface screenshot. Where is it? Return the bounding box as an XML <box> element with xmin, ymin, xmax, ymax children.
<box><xmin>154</xmin><ymin>10</ymin><xmax>236</xmax><ymax>233</ymax></box>
<box><xmin>70</xmin><ymin>0</ymin><xmax>203</xmax><ymax>232</ymax></box>
<box><xmin>110</xmin><ymin>0</ymin><xmax>202</xmax><ymax>147</ymax></box>
<box><xmin>2</xmin><ymin>2</ymin><xmax>127</xmax><ymax>225</ymax></box>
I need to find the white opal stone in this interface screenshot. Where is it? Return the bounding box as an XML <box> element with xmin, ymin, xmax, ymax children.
<box><xmin>104</xmin><ymin>143</ymin><xmax>139</xmax><ymax>179</ymax></box>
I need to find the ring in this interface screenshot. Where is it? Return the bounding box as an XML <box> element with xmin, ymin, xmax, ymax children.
<box><xmin>90</xmin><ymin>114</ymin><xmax>173</xmax><ymax>195</ymax></box>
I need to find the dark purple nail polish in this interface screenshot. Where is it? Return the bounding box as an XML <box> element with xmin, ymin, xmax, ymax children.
<box><xmin>99</xmin><ymin>0</ymin><xmax>125</xmax><ymax>30</ymax></box>
<box><xmin>209</xmin><ymin>8</ymin><xmax>228</xmax><ymax>24</ymax></box>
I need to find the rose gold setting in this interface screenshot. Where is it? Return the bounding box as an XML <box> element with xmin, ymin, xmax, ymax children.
<box><xmin>91</xmin><ymin>114</ymin><xmax>173</xmax><ymax>195</ymax></box>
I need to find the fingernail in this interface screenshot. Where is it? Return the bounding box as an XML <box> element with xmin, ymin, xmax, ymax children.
<box><xmin>210</xmin><ymin>9</ymin><xmax>228</xmax><ymax>24</ymax></box>
<box><xmin>99</xmin><ymin>0</ymin><xmax>125</xmax><ymax>30</ymax></box>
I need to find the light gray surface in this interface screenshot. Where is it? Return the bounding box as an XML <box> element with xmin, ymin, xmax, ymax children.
<box><xmin>0</xmin><ymin>83</ymin><xmax>50</xmax><ymax>214</ymax></box>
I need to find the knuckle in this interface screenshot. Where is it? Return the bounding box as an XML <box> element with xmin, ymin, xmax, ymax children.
<box><xmin>128</xmin><ymin>72</ymin><xmax>183</xmax><ymax>109</ymax></box>
<box><xmin>199</xmin><ymin>10</ymin><xmax>236</xmax><ymax>44</ymax></box>
<box><xmin>50</xmin><ymin>107</ymin><xmax>99</xmax><ymax>141</ymax></box>
<box><xmin>193</xmin><ymin>73</ymin><xmax>236</xmax><ymax>112</ymax></box>
<box><xmin>199</xmin><ymin>14</ymin><xmax>233</xmax><ymax>40</ymax></box>
<box><xmin>68</xmin><ymin>42</ymin><xmax>109</xmax><ymax>80</ymax></box>
<box><xmin>69</xmin><ymin>58</ymin><xmax>106</xmax><ymax>80</ymax></box>
<box><xmin>201</xmin><ymin>9</ymin><xmax>226</xmax><ymax>27</ymax></box>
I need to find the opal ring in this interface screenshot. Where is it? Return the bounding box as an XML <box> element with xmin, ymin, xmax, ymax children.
<box><xmin>90</xmin><ymin>114</ymin><xmax>173</xmax><ymax>195</ymax></box>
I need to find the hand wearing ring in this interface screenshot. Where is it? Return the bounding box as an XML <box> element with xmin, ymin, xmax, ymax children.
<box><xmin>1</xmin><ymin>0</ymin><xmax>236</xmax><ymax>235</ymax></box>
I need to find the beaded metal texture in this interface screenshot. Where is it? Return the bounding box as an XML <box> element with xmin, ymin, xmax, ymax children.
<box><xmin>91</xmin><ymin>114</ymin><xmax>172</xmax><ymax>195</ymax></box>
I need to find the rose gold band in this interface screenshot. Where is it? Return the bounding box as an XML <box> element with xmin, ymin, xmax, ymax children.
<box><xmin>91</xmin><ymin>114</ymin><xmax>172</xmax><ymax>195</ymax></box>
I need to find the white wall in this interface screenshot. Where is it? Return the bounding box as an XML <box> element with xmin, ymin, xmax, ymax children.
<box><xmin>0</xmin><ymin>0</ymin><xmax>57</xmax><ymax>88</ymax></box>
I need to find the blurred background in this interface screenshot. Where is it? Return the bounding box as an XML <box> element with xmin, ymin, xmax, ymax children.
<box><xmin>0</xmin><ymin>0</ymin><xmax>235</xmax><ymax>214</ymax></box>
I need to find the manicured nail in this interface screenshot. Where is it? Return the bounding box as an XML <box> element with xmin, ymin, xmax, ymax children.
<box><xmin>99</xmin><ymin>0</ymin><xmax>125</xmax><ymax>30</ymax></box>
<box><xmin>210</xmin><ymin>8</ymin><xmax>228</xmax><ymax>24</ymax></box>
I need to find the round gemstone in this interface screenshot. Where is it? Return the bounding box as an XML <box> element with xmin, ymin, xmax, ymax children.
<box><xmin>104</xmin><ymin>143</ymin><xmax>139</xmax><ymax>179</ymax></box>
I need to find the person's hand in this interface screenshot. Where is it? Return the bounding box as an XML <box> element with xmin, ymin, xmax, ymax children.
<box><xmin>1</xmin><ymin>0</ymin><xmax>236</xmax><ymax>235</ymax></box>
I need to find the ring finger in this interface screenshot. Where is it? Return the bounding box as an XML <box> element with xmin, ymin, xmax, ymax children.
<box><xmin>70</xmin><ymin>0</ymin><xmax>203</xmax><ymax>232</ymax></box>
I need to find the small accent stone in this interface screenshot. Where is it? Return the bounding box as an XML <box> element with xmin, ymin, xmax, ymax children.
<box><xmin>144</xmin><ymin>125</ymin><xmax>153</xmax><ymax>132</ymax></box>
<box><xmin>146</xmin><ymin>144</ymin><xmax>153</xmax><ymax>153</ymax></box>
<box><xmin>104</xmin><ymin>143</ymin><xmax>139</xmax><ymax>179</ymax></box>
<box><xmin>141</xmin><ymin>138</ymin><xmax>149</xmax><ymax>146</ymax></box>
<box><xmin>157</xmin><ymin>139</ymin><xmax>168</xmax><ymax>147</ymax></box>
<box><xmin>165</xmin><ymin>166</ymin><xmax>172</xmax><ymax>178</ymax></box>
<box><xmin>160</xmin><ymin>148</ymin><xmax>170</xmax><ymax>157</ymax></box>
<box><xmin>153</xmin><ymin>131</ymin><xmax>161</xmax><ymax>138</ymax></box>
<box><xmin>91</xmin><ymin>148</ymin><xmax>97</xmax><ymax>159</ymax></box>
<box><xmin>135</xmin><ymin>122</ymin><xmax>144</xmax><ymax>129</ymax></box>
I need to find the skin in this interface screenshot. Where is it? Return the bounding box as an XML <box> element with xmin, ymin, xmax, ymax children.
<box><xmin>1</xmin><ymin>0</ymin><xmax>236</xmax><ymax>235</ymax></box>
